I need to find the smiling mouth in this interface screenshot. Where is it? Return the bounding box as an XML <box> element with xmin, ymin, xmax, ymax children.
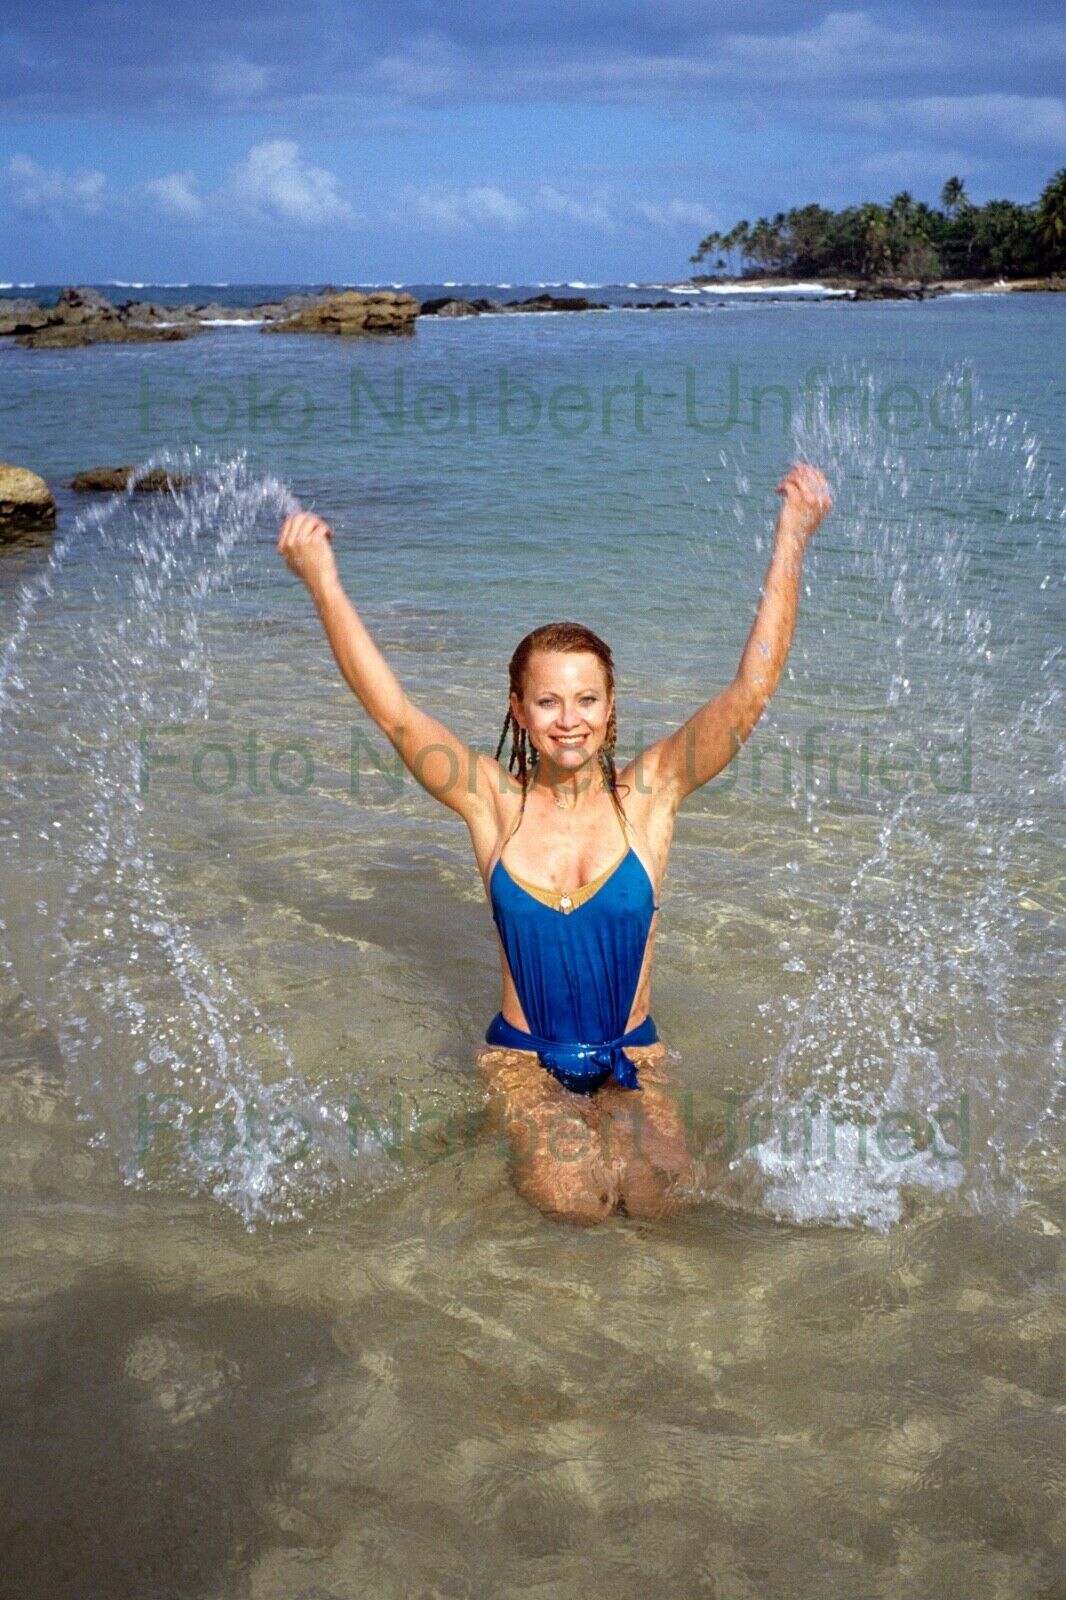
<box><xmin>552</xmin><ymin>735</ymin><xmax>588</xmax><ymax>746</ymax></box>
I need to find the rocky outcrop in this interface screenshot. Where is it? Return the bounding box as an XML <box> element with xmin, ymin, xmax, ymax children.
<box><xmin>0</xmin><ymin>464</ymin><xmax>56</xmax><ymax>536</ymax></box>
<box><xmin>0</xmin><ymin>297</ymin><xmax>44</xmax><ymax>319</ymax></box>
<box><xmin>419</xmin><ymin>297</ymin><xmax>494</xmax><ymax>316</ymax></box>
<box><xmin>246</xmin><ymin>292</ymin><xmax>337</xmax><ymax>321</ymax></box>
<box><xmin>70</xmin><ymin>466</ymin><xmax>192</xmax><ymax>493</ymax></box>
<box><xmin>0</xmin><ymin>298</ymin><xmax>51</xmax><ymax>335</ymax></box>
<box><xmin>419</xmin><ymin>292</ymin><xmax>612</xmax><ymax>317</ymax></box>
<box><xmin>17</xmin><ymin>321</ymin><xmax>193</xmax><ymax>348</ymax></box>
<box><xmin>262</xmin><ymin>289</ymin><xmax>418</xmax><ymax>337</ymax></box>
<box><xmin>6</xmin><ymin>285</ymin><xmax>198</xmax><ymax>347</ymax></box>
<box><xmin>53</xmin><ymin>284</ymin><xmax>118</xmax><ymax>323</ymax></box>
<box><xmin>850</xmin><ymin>279</ymin><xmax>946</xmax><ymax>301</ymax></box>
<box><xmin>113</xmin><ymin>298</ymin><xmax>284</xmax><ymax>325</ymax></box>
<box><xmin>184</xmin><ymin>302</ymin><xmax>261</xmax><ymax>322</ymax></box>
<box><xmin>114</xmin><ymin>300</ymin><xmax>192</xmax><ymax>324</ymax></box>
<box><xmin>502</xmin><ymin>294</ymin><xmax>609</xmax><ymax>312</ymax></box>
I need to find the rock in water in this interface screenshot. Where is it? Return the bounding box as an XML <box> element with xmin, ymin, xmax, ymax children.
<box><xmin>186</xmin><ymin>302</ymin><xmax>260</xmax><ymax>322</ymax></box>
<box><xmin>70</xmin><ymin>467</ymin><xmax>193</xmax><ymax>493</ymax></box>
<box><xmin>419</xmin><ymin>297</ymin><xmax>485</xmax><ymax>316</ymax></box>
<box><xmin>261</xmin><ymin>289</ymin><xmax>418</xmax><ymax>336</ymax></box>
<box><xmin>0</xmin><ymin>464</ymin><xmax>57</xmax><ymax>536</ymax></box>
<box><xmin>503</xmin><ymin>294</ymin><xmax>609</xmax><ymax>312</ymax></box>
<box><xmin>17</xmin><ymin>322</ymin><xmax>193</xmax><ymax>348</ymax></box>
<box><xmin>14</xmin><ymin>285</ymin><xmax>197</xmax><ymax>347</ymax></box>
<box><xmin>0</xmin><ymin>298</ymin><xmax>50</xmax><ymax>336</ymax></box>
<box><xmin>53</xmin><ymin>284</ymin><xmax>119</xmax><ymax>323</ymax></box>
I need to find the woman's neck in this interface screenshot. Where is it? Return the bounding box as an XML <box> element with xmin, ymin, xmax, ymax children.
<box><xmin>530</xmin><ymin>762</ymin><xmax>608</xmax><ymax>813</ymax></box>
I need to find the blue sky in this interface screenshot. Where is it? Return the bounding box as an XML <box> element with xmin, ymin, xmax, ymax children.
<box><xmin>1</xmin><ymin>1</ymin><xmax>1063</xmax><ymax>283</ymax></box>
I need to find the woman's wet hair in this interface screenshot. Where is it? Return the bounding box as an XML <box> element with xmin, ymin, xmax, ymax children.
<box><xmin>494</xmin><ymin>622</ymin><xmax>626</xmax><ymax>818</ymax></box>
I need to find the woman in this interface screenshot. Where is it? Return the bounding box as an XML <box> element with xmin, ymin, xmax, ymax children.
<box><xmin>278</xmin><ymin>461</ymin><xmax>832</xmax><ymax>1224</ymax></box>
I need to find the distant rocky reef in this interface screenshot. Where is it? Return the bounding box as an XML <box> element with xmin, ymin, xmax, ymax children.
<box><xmin>4</xmin><ymin>274</ymin><xmax>1056</xmax><ymax>357</ymax></box>
<box><xmin>0</xmin><ymin>285</ymin><xmax>709</xmax><ymax>353</ymax></box>
<box><xmin>0</xmin><ymin>285</ymin><xmax>419</xmax><ymax>347</ymax></box>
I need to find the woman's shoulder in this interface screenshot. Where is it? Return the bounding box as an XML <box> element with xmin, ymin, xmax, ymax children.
<box><xmin>614</xmin><ymin>748</ymin><xmax>677</xmax><ymax>822</ymax></box>
<box><xmin>467</xmin><ymin>773</ymin><xmax>525</xmax><ymax>881</ymax></box>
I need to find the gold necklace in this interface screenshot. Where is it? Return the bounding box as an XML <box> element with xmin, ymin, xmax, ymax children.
<box><xmin>548</xmin><ymin>776</ymin><xmax>606</xmax><ymax>810</ymax></box>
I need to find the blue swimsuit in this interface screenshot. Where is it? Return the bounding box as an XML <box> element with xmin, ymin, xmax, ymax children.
<box><xmin>485</xmin><ymin>804</ymin><xmax>660</xmax><ymax>1095</ymax></box>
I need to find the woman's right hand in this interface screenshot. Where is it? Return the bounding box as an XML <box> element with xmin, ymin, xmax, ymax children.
<box><xmin>277</xmin><ymin>510</ymin><xmax>340</xmax><ymax>595</ymax></box>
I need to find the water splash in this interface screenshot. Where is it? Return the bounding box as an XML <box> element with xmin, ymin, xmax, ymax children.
<box><xmin>0</xmin><ymin>450</ymin><xmax>361</xmax><ymax>1223</ymax></box>
<box><xmin>716</xmin><ymin>362</ymin><xmax>1064</xmax><ymax>1230</ymax></box>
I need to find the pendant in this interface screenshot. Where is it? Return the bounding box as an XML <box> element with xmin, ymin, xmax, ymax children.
<box><xmin>557</xmin><ymin>893</ymin><xmax>574</xmax><ymax>914</ymax></box>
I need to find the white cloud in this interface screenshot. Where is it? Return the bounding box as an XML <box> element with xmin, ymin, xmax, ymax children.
<box><xmin>903</xmin><ymin>94</ymin><xmax>1066</xmax><ymax>147</ymax></box>
<box><xmin>506</xmin><ymin>9</ymin><xmax>933</xmax><ymax>102</ymax></box>
<box><xmin>367</xmin><ymin>32</ymin><xmax>466</xmax><ymax>99</ymax></box>
<box><xmin>3</xmin><ymin>153</ymin><xmax>107</xmax><ymax>214</ymax></box>
<box><xmin>840</xmin><ymin>92</ymin><xmax>1066</xmax><ymax>148</ymax></box>
<box><xmin>536</xmin><ymin>185</ymin><xmax>614</xmax><ymax>228</ymax></box>
<box><xmin>139</xmin><ymin>170</ymin><xmax>204</xmax><ymax>219</ymax></box>
<box><xmin>719</xmin><ymin>9</ymin><xmax>928</xmax><ymax>80</ymax></box>
<box><xmin>210</xmin><ymin>55</ymin><xmax>270</xmax><ymax>101</ymax></box>
<box><xmin>847</xmin><ymin>149</ymin><xmax>991</xmax><ymax>192</ymax></box>
<box><xmin>401</xmin><ymin>183</ymin><xmax>526</xmax><ymax>229</ymax></box>
<box><xmin>633</xmin><ymin>198</ymin><xmax>716</xmax><ymax>231</ymax></box>
<box><xmin>224</xmin><ymin>139</ymin><xmax>356</xmax><ymax>228</ymax></box>
<box><xmin>2</xmin><ymin>142</ymin><xmax>359</xmax><ymax>235</ymax></box>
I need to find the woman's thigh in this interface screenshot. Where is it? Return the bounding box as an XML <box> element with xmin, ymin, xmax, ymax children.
<box><xmin>476</xmin><ymin>1046</ymin><xmax>622</xmax><ymax>1224</ymax></box>
<box><xmin>596</xmin><ymin>1056</ymin><xmax>707</xmax><ymax>1218</ymax></box>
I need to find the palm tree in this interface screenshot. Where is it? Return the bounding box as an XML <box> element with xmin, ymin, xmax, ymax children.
<box><xmin>716</xmin><ymin>220</ymin><xmax>750</xmax><ymax>276</ymax></box>
<box><xmin>746</xmin><ymin>218</ymin><xmax>774</xmax><ymax>272</ymax></box>
<box><xmin>939</xmin><ymin>177</ymin><xmax>978</xmax><ymax>272</ymax></box>
<box><xmin>857</xmin><ymin>203</ymin><xmax>891</xmax><ymax>277</ymax></box>
<box><xmin>1036</xmin><ymin>167</ymin><xmax>1066</xmax><ymax>270</ymax></box>
<box><xmin>686</xmin><ymin>166</ymin><xmax>1060</xmax><ymax>284</ymax></box>
<box><xmin>689</xmin><ymin>230</ymin><xmax>722</xmax><ymax>268</ymax></box>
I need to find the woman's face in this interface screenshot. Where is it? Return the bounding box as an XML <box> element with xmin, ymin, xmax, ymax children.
<box><xmin>511</xmin><ymin>650</ymin><xmax>613</xmax><ymax>775</ymax></box>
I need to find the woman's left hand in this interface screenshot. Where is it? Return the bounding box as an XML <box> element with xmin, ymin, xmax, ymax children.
<box><xmin>776</xmin><ymin>462</ymin><xmax>832</xmax><ymax>546</ymax></box>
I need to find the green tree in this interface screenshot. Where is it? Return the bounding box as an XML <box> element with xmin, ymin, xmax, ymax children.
<box><xmin>784</xmin><ymin>204</ymin><xmax>837</xmax><ymax>275</ymax></box>
<box><xmin>687</xmin><ymin>168</ymin><xmax>1061</xmax><ymax>283</ymax></box>
<box><xmin>689</xmin><ymin>229</ymin><xmax>721</xmax><ymax>268</ymax></box>
<box><xmin>940</xmin><ymin>176</ymin><xmax>968</xmax><ymax>215</ymax></box>
<box><xmin>728</xmin><ymin>220</ymin><xmax>751</xmax><ymax>274</ymax></box>
<box><xmin>1036</xmin><ymin>167</ymin><xmax>1066</xmax><ymax>271</ymax></box>
<box><xmin>967</xmin><ymin>199</ymin><xmax>1040</xmax><ymax>277</ymax></box>
<box><xmin>938</xmin><ymin>182</ymin><xmax>981</xmax><ymax>274</ymax></box>
<box><xmin>857</xmin><ymin>203</ymin><xmax>891</xmax><ymax>276</ymax></box>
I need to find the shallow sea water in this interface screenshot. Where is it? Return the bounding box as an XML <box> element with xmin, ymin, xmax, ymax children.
<box><xmin>0</xmin><ymin>289</ymin><xmax>1062</xmax><ymax>1598</ymax></box>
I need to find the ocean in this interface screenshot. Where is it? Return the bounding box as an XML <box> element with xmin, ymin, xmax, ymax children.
<box><xmin>0</xmin><ymin>283</ymin><xmax>1062</xmax><ymax>1598</ymax></box>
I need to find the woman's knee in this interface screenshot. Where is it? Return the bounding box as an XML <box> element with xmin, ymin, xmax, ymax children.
<box><xmin>514</xmin><ymin>1156</ymin><xmax>618</xmax><ymax>1224</ymax></box>
<box><xmin>510</xmin><ymin>1106</ymin><xmax>621</xmax><ymax>1224</ymax></box>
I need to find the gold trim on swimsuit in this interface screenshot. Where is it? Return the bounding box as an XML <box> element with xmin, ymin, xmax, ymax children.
<box><xmin>498</xmin><ymin>799</ymin><xmax>629</xmax><ymax>914</ymax></box>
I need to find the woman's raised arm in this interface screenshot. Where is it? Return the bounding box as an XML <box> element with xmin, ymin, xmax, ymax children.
<box><xmin>633</xmin><ymin>463</ymin><xmax>832</xmax><ymax>805</ymax></box>
<box><xmin>278</xmin><ymin>511</ymin><xmax>498</xmax><ymax>822</ymax></box>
